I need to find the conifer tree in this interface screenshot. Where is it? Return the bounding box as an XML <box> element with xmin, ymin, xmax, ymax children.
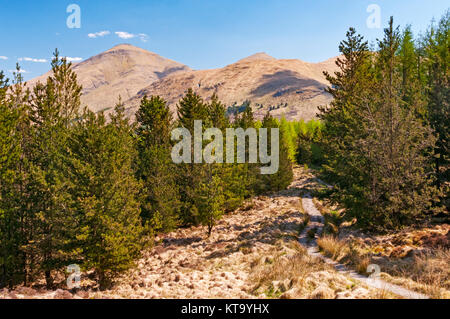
<box><xmin>177</xmin><ymin>88</ymin><xmax>209</xmax><ymax>131</ymax></box>
<box><xmin>196</xmin><ymin>166</ymin><xmax>225</xmax><ymax>236</ymax></box>
<box><xmin>424</xmin><ymin>12</ymin><xmax>449</xmax><ymax>196</ymax></box>
<box><xmin>361</xmin><ymin>17</ymin><xmax>438</xmax><ymax>227</ymax></box>
<box><xmin>26</xmin><ymin>50</ymin><xmax>82</xmax><ymax>287</ymax></box>
<box><xmin>233</xmin><ymin>104</ymin><xmax>259</xmax><ymax>196</ymax></box>
<box><xmin>136</xmin><ymin>95</ymin><xmax>180</xmax><ymax>232</ymax></box>
<box><xmin>208</xmin><ymin>93</ymin><xmax>229</xmax><ymax>130</ymax></box>
<box><xmin>259</xmin><ymin>113</ymin><xmax>293</xmax><ymax>192</ymax></box>
<box><xmin>0</xmin><ymin>71</ymin><xmax>24</xmax><ymax>287</ymax></box>
<box><xmin>320</xmin><ymin>19</ymin><xmax>439</xmax><ymax>229</ymax></box>
<box><xmin>176</xmin><ymin>89</ymin><xmax>210</xmax><ymax>225</ymax></box>
<box><xmin>319</xmin><ymin>27</ymin><xmax>374</xmax><ymax>191</ymax></box>
<box><xmin>3</xmin><ymin>66</ymin><xmax>34</xmax><ymax>287</ymax></box>
<box><xmin>397</xmin><ymin>25</ymin><xmax>431</xmax><ymax>121</ymax></box>
<box><xmin>68</xmin><ymin>103</ymin><xmax>144</xmax><ymax>289</ymax></box>
<box><xmin>206</xmin><ymin>94</ymin><xmax>245</xmax><ymax>211</ymax></box>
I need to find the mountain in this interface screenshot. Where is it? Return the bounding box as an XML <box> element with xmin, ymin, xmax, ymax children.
<box><xmin>27</xmin><ymin>44</ymin><xmax>338</xmax><ymax>121</ymax></box>
<box><xmin>237</xmin><ymin>52</ymin><xmax>277</xmax><ymax>63</ymax></box>
<box><xmin>26</xmin><ymin>44</ymin><xmax>191</xmax><ymax>113</ymax></box>
<box><xmin>126</xmin><ymin>53</ymin><xmax>339</xmax><ymax>121</ymax></box>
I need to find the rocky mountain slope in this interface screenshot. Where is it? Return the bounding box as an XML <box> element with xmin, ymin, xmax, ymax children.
<box><xmin>26</xmin><ymin>44</ymin><xmax>191</xmax><ymax>113</ymax></box>
<box><xmin>27</xmin><ymin>44</ymin><xmax>339</xmax><ymax>121</ymax></box>
<box><xmin>126</xmin><ymin>53</ymin><xmax>338</xmax><ymax>121</ymax></box>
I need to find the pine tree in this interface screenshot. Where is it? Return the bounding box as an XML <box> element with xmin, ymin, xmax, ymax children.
<box><xmin>424</xmin><ymin>12</ymin><xmax>449</xmax><ymax>198</ymax></box>
<box><xmin>136</xmin><ymin>95</ymin><xmax>180</xmax><ymax>232</ymax></box>
<box><xmin>26</xmin><ymin>51</ymin><xmax>82</xmax><ymax>287</ymax></box>
<box><xmin>0</xmin><ymin>70</ymin><xmax>24</xmax><ymax>287</ymax></box>
<box><xmin>196</xmin><ymin>166</ymin><xmax>225</xmax><ymax>236</ymax></box>
<box><xmin>319</xmin><ymin>27</ymin><xmax>374</xmax><ymax>191</ymax></box>
<box><xmin>259</xmin><ymin>113</ymin><xmax>293</xmax><ymax>192</ymax></box>
<box><xmin>320</xmin><ymin>19</ymin><xmax>439</xmax><ymax>229</ymax></box>
<box><xmin>208</xmin><ymin>93</ymin><xmax>229</xmax><ymax>130</ymax></box>
<box><xmin>360</xmin><ymin>17</ymin><xmax>439</xmax><ymax>228</ymax></box>
<box><xmin>398</xmin><ymin>25</ymin><xmax>427</xmax><ymax>117</ymax></box>
<box><xmin>175</xmin><ymin>89</ymin><xmax>210</xmax><ymax>225</ymax></box>
<box><xmin>206</xmin><ymin>94</ymin><xmax>245</xmax><ymax>212</ymax></box>
<box><xmin>3</xmin><ymin>65</ymin><xmax>34</xmax><ymax>287</ymax></box>
<box><xmin>177</xmin><ymin>88</ymin><xmax>209</xmax><ymax>131</ymax></box>
<box><xmin>233</xmin><ymin>103</ymin><xmax>259</xmax><ymax>196</ymax></box>
<box><xmin>68</xmin><ymin>103</ymin><xmax>144</xmax><ymax>289</ymax></box>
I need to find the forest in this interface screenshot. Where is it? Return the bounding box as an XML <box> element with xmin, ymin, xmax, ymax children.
<box><xmin>0</xmin><ymin>13</ymin><xmax>448</xmax><ymax>290</ymax></box>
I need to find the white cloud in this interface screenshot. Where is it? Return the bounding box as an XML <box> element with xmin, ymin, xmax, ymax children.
<box><xmin>88</xmin><ymin>30</ymin><xmax>110</xmax><ymax>38</ymax></box>
<box><xmin>0</xmin><ymin>56</ymin><xmax>7</xmax><ymax>60</ymax></box>
<box><xmin>115</xmin><ymin>31</ymin><xmax>136</xmax><ymax>39</ymax></box>
<box><xmin>65</xmin><ymin>57</ymin><xmax>83</xmax><ymax>62</ymax></box>
<box><xmin>138</xmin><ymin>33</ymin><xmax>149</xmax><ymax>43</ymax></box>
<box><xmin>18</xmin><ymin>57</ymin><xmax>48</xmax><ymax>63</ymax></box>
<box><xmin>115</xmin><ymin>31</ymin><xmax>149</xmax><ymax>42</ymax></box>
<box><xmin>8</xmin><ymin>69</ymin><xmax>28</xmax><ymax>74</ymax></box>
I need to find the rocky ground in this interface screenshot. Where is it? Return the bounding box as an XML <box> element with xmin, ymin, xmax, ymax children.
<box><xmin>0</xmin><ymin>167</ymin><xmax>418</xmax><ymax>299</ymax></box>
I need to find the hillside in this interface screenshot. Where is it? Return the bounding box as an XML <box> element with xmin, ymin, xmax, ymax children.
<box><xmin>26</xmin><ymin>44</ymin><xmax>191</xmax><ymax>114</ymax></box>
<box><xmin>2</xmin><ymin>166</ymin><xmax>443</xmax><ymax>299</ymax></box>
<box><xmin>27</xmin><ymin>45</ymin><xmax>338</xmax><ymax>121</ymax></box>
<box><xmin>126</xmin><ymin>53</ymin><xmax>339</xmax><ymax>121</ymax></box>
<box><xmin>0</xmin><ymin>167</ymin><xmax>394</xmax><ymax>299</ymax></box>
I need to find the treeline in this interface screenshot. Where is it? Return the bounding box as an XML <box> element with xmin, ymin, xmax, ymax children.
<box><xmin>0</xmin><ymin>53</ymin><xmax>293</xmax><ymax>289</ymax></box>
<box><xmin>297</xmin><ymin>14</ymin><xmax>449</xmax><ymax>230</ymax></box>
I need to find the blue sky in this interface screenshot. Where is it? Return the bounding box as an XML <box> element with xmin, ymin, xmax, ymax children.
<box><xmin>0</xmin><ymin>0</ymin><xmax>448</xmax><ymax>81</ymax></box>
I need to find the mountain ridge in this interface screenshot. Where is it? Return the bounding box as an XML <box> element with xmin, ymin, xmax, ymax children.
<box><xmin>26</xmin><ymin>44</ymin><xmax>191</xmax><ymax>113</ymax></box>
<box><xmin>27</xmin><ymin>44</ymin><xmax>339</xmax><ymax>121</ymax></box>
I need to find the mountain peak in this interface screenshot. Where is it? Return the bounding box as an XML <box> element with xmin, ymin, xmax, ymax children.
<box><xmin>237</xmin><ymin>52</ymin><xmax>276</xmax><ymax>63</ymax></box>
<box><xmin>27</xmin><ymin>44</ymin><xmax>191</xmax><ymax>114</ymax></box>
<box><xmin>105</xmin><ymin>43</ymin><xmax>148</xmax><ymax>53</ymax></box>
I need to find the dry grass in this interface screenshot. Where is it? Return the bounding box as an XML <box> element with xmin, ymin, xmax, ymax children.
<box><xmin>248</xmin><ymin>239</ymin><xmax>384</xmax><ymax>299</ymax></box>
<box><xmin>298</xmin><ymin>214</ymin><xmax>310</xmax><ymax>235</ymax></box>
<box><xmin>312</xmin><ymin>188</ymin><xmax>449</xmax><ymax>300</ymax></box>
<box><xmin>317</xmin><ymin>235</ymin><xmax>349</xmax><ymax>262</ymax></box>
<box><xmin>379</xmin><ymin>248</ymin><xmax>450</xmax><ymax>299</ymax></box>
<box><xmin>249</xmin><ymin>240</ymin><xmax>326</xmax><ymax>295</ymax></box>
<box><xmin>317</xmin><ymin>235</ymin><xmax>450</xmax><ymax>299</ymax></box>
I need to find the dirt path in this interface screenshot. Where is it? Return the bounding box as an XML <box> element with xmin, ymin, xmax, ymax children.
<box><xmin>299</xmin><ymin>191</ymin><xmax>429</xmax><ymax>299</ymax></box>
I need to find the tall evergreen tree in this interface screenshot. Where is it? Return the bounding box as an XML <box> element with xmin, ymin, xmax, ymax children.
<box><xmin>68</xmin><ymin>103</ymin><xmax>144</xmax><ymax>289</ymax></box>
<box><xmin>424</xmin><ymin>12</ymin><xmax>449</xmax><ymax>198</ymax></box>
<box><xmin>177</xmin><ymin>88</ymin><xmax>209</xmax><ymax>131</ymax></box>
<box><xmin>362</xmin><ymin>17</ymin><xmax>438</xmax><ymax>227</ymax></box>
<box><xmin>259</xmin><ymin>113</ymin><xmax>293</xmax><ymax>193</ymax></box>
<box><xmin>196</xmin><ymin>166</ymin><xmax>225</xmax><ymax>236</ymax></box>
<box><xmin>136</xmin><ymin>96</ymin><xmax>180</xmax><ymax>232</ymax></box>
<box><xmin>0</xmin><ymin>70</ymin><xmax>26</xmax><ymax>287</ymax></box>
<box><xmin>320</xmin><ymin>19</ymin><xmax>439</xmax><ymax>229</ymax></box>
<box><xmin>398</xmin><ymin>26</ymin><xmax>422</xmax><ymax>109</ymax></box>
<box><xmin>208</xmin><ymin>93</ymin><xmax>229</xmax><ymax>130</ymax></box>
<box><xmin>318</xmin><ymin>27</ymin><xmax>374</xmax><ymax>204</ymax></box>
<box><xmin>233</xmin><ymin>104</ymin><xmax>259</xmax><ymax>196</ymax></box>
<box><xmin>206</xmin><ymin>94</ymin><xmax>243</xmax><ymax>212</ymax></box>
<box><xmin>176</xmin><ymin>89</ymin><xmax>210</xmax><ymax>225</ymax></box>
<box><xmin>3</xmin><ymin>65</ymin><xmax>34</xmax><ymax>287</ymax></box>
<box><xmin>26</xmin><ymin>51</ymin><xmax>82</xmax><ymax>287</ymax></box>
